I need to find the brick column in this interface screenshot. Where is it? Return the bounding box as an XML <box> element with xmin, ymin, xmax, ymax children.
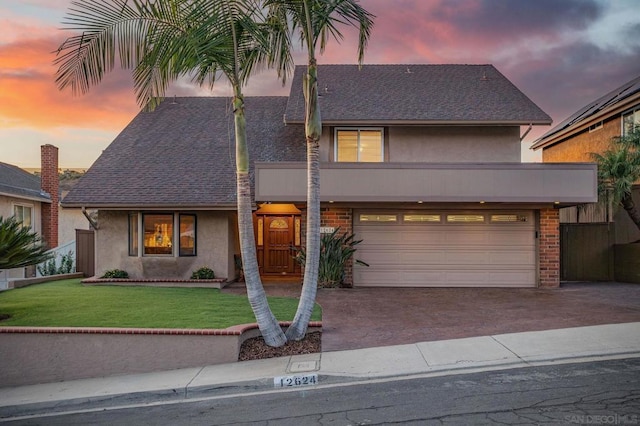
<box><xmin>321</xmin><ymin>207</ymin><xmax>354</xmax><ymax>286</ymax></box>
<box><xmin>539</xmin><ymin>208</ymin><xmax>559</xmax><ymax>288</ymax></box>
<box><xmin>40</xmin><ymin>144</ymin><xmax>59</xmax><ymax>249</ymax></box>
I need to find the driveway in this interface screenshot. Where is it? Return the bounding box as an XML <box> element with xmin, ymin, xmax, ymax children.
<box><xmin>223</xmin><ymin>282</ymin><xmax>640</xmax><ymax>352</ymax></box>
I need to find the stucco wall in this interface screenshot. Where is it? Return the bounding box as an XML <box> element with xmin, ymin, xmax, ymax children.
<box><xmin>389</xmin><ymin>126</ymin><xmax>520</xmax><ymax>162</ymax></box>
<box><xmin>58</xmin><ymin>207</ymin><xmax>92</xmax><ymax>246</ymax></box>
<box><xmin>318</xmin><ymin>125</ymin><xmax>521</xmax><ymax>163</ymax></box>
<box><xmin>95</xmin><ymin>211</ymin><xmax>235</xmax><ymax>280</ymax></box>
<box><xmin>542</xmin><ymin>117</ymin><xmax>620</xmax><ymax>163</ymax></box>
<box><xmin>0</xmin><ymin>195</ymin><xmax>43</xmax><ymax>235</ymax></box>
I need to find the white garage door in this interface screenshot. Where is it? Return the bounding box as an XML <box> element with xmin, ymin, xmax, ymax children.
<box><xmin>353</xmin><ymin>211</ymin><xmax>536</xmax><ymax>287</ymax></box>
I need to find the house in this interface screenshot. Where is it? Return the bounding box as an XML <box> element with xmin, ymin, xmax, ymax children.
<box><xmin>62</xmin><ymin>64</ymin><xmax>598</xmax><ymax>288</ymax></box>
<box><xmin>0</xmin><ymin>145</ymin><xmax>59</xmax><ymax>286</ymax></box>
<box><xmin>531</xmin><ymin>75</ymin><xmax>640</xmax><ymax>281</ymax></box>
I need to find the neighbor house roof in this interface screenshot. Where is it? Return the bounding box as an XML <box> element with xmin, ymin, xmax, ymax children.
<box><xmin>0</xmin><ymin>162</ymin><xmax>51</xmax><ymax>203</ymax></box>
<box><xmin>62</xmin><ymin>97</ymin><xmax>305</xmax><ymax>209</ymax></box>
<box><xmin>532</xmin><ymin>74</ymin><xmax>640</xmax><ymax>150</ymax></box>
<box><xmin>284</xmin><ymin>64</ymin><xmax>552</xmax><ymax>125</ymax></box>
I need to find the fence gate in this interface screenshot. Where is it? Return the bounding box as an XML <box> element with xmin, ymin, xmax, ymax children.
<box><xmin>75</xmin><ymin>229</ymin><xmax>95</xmax><ymax>277</ymax></box>
<box><xmin>560</xmin><ymin>223</ymin><xmax>614</xmax><ymax>281</ymax></box>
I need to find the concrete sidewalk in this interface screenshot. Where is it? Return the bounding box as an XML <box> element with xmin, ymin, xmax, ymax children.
<box><xmin>1</xmin><ymin>322</ymin><xmax>640</xmax><ymax>420</ymax></box>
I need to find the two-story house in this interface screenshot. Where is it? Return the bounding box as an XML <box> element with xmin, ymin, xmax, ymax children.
<box><xmin>62</xmin><ymin>64</ymin><xmax>597</xmax><ymax>288</ymax></box>
<box><xmin>0</xmin><ymin>145</ymin><xmax>59</xmax><ymax>287</ymax></box>
<box><xmin>531</xmin><ymin>75</ymin><xmax>640</xmax><ymax>281</ymax></box>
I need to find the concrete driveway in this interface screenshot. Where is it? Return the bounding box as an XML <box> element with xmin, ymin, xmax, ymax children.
<box><xmin>223</xmin><ymin>282</ymin><xmax>640</xmax><ymax>352</ymax></box>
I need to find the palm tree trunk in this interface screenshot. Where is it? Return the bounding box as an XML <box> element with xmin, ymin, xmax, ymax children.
<box><xmin>621</xmin><ymin>193</ymin><xmax>640</xmax><ymax>232</ymax></box>
<box><xmin>233</xmin><ymin>94</ymin><xmax>287</xmax><ymax>347</ymax></box>
<box><xmin>286</xmin><ymin>60</ymin><xmax>321</xmax><ymax>341</ymax></box>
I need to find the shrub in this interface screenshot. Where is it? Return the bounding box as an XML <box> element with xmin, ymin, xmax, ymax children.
<box><xmin>293</xmin><ymin>227</ymin><xmax>369</xmax><ymax>288</ymax></box>
<box><xmin>191</xmin><ymin>267</ymin><xmax>215</xmax><ymax>280</ymax></box>
<box><xmin>101</xmin><ymin>269</ymin><xmax>129</xmax><ymax>279</ymax></box>
<box><xmin>38</xmin><ymin>251</ymin><xmax>74</xmax><ymax>276</ymax></box>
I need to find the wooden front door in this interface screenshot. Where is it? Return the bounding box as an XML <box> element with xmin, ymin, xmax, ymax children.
<box><xmin>263</xmin><ymin>216</ymin><xmax>296</xmax><ymax>274</ymax></box>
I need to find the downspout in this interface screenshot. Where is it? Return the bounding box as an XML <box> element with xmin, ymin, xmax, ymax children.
<box><xmin>81</xmin><ymin>207</ymin><xmax>99</xmax><ymax>230</ymax></box>
<box><xmin>520</xmin><ymin>124</ymin><xmax>533</xmax><ymax>142</ymax></box>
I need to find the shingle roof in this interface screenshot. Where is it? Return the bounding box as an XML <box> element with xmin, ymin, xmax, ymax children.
<box><xmin>0</xmin><ymin>162</ymin><xmax>51</xmax><ymax>203</ymax></box>
<box><xmin>284</xmin><ymin>64</ymin><xmax>551</xmax><ymax>125</ymax></box>
<box><xmin>532</xmin><ymin>74</ymin><xmax>640</xmax><ymax>149</ymax></box>
<box><xmin>62</xmin><ymin>97</ymin><xmax>305</xmax><ymax>208</ymax></box>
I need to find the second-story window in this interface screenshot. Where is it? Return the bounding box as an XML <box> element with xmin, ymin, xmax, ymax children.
<box><xmin>13</xmin><ymin>204</ymin><xmax>33</xmax><ymax>229</ymax></box>
<box><xmin>335</xmin><ymin>128</ymin><xmax>383</xmax><ymax>162</ymax></box>
<box><xmin>623</xmin><ymin>107</ymin><xmax>640</xmax><ymax>136</ymax></box>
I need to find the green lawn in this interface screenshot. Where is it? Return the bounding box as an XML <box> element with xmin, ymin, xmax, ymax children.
<box><xmin>0</xmin><ymin>279</ymin><xmax>321</xmax><ymax>329</ymax></box>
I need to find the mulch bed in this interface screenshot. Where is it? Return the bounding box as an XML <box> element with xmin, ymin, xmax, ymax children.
<box><xmin>238</xmin><ymin>332</ymin><xmax>321</xmax><ymax>361</ymax></box>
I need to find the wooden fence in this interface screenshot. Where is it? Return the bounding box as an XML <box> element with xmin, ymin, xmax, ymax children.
<box><xmin>560</xmin><ymin>223</ymin><xmax>614</xmax><ymax>281</ymax></box>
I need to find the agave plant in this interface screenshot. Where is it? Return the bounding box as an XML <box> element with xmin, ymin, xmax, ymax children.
<box><xmin>293</xmin><ymin>227</ymin><xmax>369</xmax><ymax>288</ymax></box>
<box><xmin>0</xmin><ymin>216</ymin><xmax>53</xmax><ymax>270</ymax></box>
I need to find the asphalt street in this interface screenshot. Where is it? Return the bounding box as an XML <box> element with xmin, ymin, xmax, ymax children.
<box><xmin>5</xmin><ymin>357</ymin><xmax>639</xmax><ymax>425</ymax></box>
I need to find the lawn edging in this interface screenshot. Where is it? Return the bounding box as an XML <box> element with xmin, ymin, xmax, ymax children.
<box><xmin>0</xmin><ymin>321</ymin><xmax>322</xmax><ymax>388</ymax></box>
<box><xmin>8</xmin><ymin>273</ymin><xmax>85</xmax><ymax>289</ymax></box>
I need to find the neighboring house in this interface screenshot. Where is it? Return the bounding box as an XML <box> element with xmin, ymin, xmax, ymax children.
<box><xmin>531</xmin><ymin>75</ymin><xmax>640</xmax><ymax>281</ymax></box>
<box><xmin>0</xmin><ymin>145</ymin><xmax>58</xmax><ymax>286</ymax></box>
<box><xmin>62</xmin><ymin>64</ymin><xmax>597</xmax><ymax>288</ymax></box>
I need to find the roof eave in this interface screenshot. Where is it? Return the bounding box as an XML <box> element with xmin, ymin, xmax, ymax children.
<box><xmin>285</xmin><ymin>119</ymin><xmax>552</xmax><ymax>126</ymax></box>
<box><xmin>60</xmin><ymin>202</ymin><xmax>239</xmax><ymax>211</ymax></box>
<box><xmin>532</xmin><ymin>91</ymin><xmax>640</xmax><ymax>151</ymax></box>
<box><xmin>0</xmin><ymin>191</ymin><xmax>52</xmax><ymax>204</ymax></box>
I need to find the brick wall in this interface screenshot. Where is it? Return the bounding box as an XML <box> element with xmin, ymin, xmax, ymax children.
<box><xmin>542</xmin><ymin>117</ymin><xmax>619</xmax><ymax>163</ymax></box>
<box><xmin>321</xmin><ymin>207</ymin><xmax>354</xmax><ymax>286</ymax></box>
<box><xmin>40</xmin><ymin>144</ymin><xmax>59</xmax><ymax>249</ymax></box>
<box><xmin>300</xmin><ymin>206</ymin><xmax>354</xmax><ymax>286</ymax></box>
<box><xmin>539</xmin><ymin>208</ymin><xmax>560</xmax><ymax>288</ymax></box>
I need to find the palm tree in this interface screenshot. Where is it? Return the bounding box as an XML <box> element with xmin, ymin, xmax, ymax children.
<box><xmin>0</xmin><ymin>216</ymin><xmax>53</xmax><ymax>270</ymax></box>
<box><xmin>592</xmin><ymin>129</ymin><xmax>640</xmax><ymax>231</ymax></box>
<box><xmin>54</xmin><ymin>0</ymin><xmax>290</xmax><ymax>346</ymax></box>
<box><xmin>265</xmin><ymin>0</ymin><xmax>374</xmax><ymax>340</ymax></box>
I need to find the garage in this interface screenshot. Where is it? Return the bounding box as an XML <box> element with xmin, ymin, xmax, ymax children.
<box><xmin>353</xmin><ymin>210</ymin><xmax>536</xmax><ymax>287</ymax></box>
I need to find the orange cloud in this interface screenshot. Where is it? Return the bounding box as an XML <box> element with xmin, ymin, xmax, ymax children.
<box><xmin>0</xmin><ymin>29</ymin><xmax>139</xmax><ymax>131</ymax></box>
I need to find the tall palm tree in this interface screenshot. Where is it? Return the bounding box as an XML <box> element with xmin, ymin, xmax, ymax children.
<box><xmin>265</xmin><ymin>0</ymin><xmax>374</xmax><ymax>340</ymax></box>
<box><xmin>0</xmin><ymin>216</ymin><xmax>53</xmax><ymax>270</ymax></box>
<box><xmin>54</xmin><ymin>0</ymin><xmax>290</xmax><ymax>346</ymax></box>
<box><xmin>592</xmin><ymin>129</ymin><xmax>640</xmax><ymax>231</ymax></box>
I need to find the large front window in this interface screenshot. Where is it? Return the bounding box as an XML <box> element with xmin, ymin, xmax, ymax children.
<box><xmin>623</xmin><ymin>108</ymin><xmax>640</xmax><ymax>136</ymax></box>
<box><xmin>335</xmin><ymin>128</ymin><xmax>383</xmax><ymax>162</ymax></box>
<box><xmin>144</xmin><ymin>214</ymin><xmax>173</xmax><ymax>255</ymax></box>
<box><xmin>13</xmin><ymin>204</ymin><xmax>32</xmax><ymax>229</ymax></box>
<box><xmin>128</xmin><ymin>212</ymin><xmax>198</xmax><ymax>257</ymax></box>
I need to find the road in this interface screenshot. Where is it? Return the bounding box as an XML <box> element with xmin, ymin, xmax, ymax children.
<box><xmin>5</xmin><ymin>358</ymin><xmax>640</xmax><ymax>425</ymax></box>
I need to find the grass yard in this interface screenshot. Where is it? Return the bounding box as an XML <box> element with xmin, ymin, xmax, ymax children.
<box><xmin>0</xmin><ymin>279</ymin><xmax>321</xmax><ymax>329</ymax></box>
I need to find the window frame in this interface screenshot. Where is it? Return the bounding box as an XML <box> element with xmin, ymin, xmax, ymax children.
<box><xmin>178</xmin><ymin>214</ymin><xmax>197</xmax><ymax>257</ymax></box>
<box><xmin>127</xmin><ymin>212</ymin><xmax>199</xmax><ymax>258</ymax></box>
<box><xmin>334</xmin><ymin>127</ymin><xmax>384</xmax><ymax>162</ymax></box>
<box><xmin>622</xmin><ymin>107</ymin><xmax>640</xmax><ymax>136</ymax></box>
<box><xmin>13</xmin><ymin>203</ymin><xmax>34</xmax><ymax>229</ymax></box>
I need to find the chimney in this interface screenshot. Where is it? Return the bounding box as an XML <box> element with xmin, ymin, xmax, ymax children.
<box><xmin>41</xmin><ymin>144</ymin><xmax>59</xmax><ymax>249</ymax></box>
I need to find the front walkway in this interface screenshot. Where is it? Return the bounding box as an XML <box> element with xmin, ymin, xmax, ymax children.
<box><xmin>223</xmin><ymin>282</ymin><xmax>640</xmax><ymax>351</ymax></box>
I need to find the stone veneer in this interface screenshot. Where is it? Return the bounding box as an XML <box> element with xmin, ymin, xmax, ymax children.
<box><xmin>539</xmin><ymin>208</ymin><xmax>560</xmax><ymax>287</ymax></box>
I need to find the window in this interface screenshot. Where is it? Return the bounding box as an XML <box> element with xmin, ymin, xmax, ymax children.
<box><xmin>446</xmin><ymin>214</ymin><xmax>484</xmax><ymax>223</ymax></box>
<box><xmin>490</xmin><ymin>214</ymin><xmax>527</xmax><ymax>223</ymax></box>
<box><xmin>129</xmin><ymin>213</ymin><xmax>198</xmax><ymax>256</ymax></box>
<box><xmin>359</xmin><ymin>214</ymin><xmax>397</xmax><ymax>222</ymax></box>
<box><xmin>128</xmin><ymin>213</ymin><xmax>138</xmax><ymax>256</ymax></box>
<box><xmin>179</xmin><ymin>215</ymin><xmax>196</xmax><ymax>256</ymax></box>
<box><xmin>13</xmin><ymin>205</ymin><xmax>32</xmax><ymax>229</ymax></box>
<box><xmin>335</xmin><ymin>128</ymin><xmax>383</xmax><ymax>162</ymax></box>
<box><xmin>623</xmin><ymin>108</ymin><xmax>640</xmax><ymax>136</ymax></box>
<box><xmin>404</xmin><ymin>214</ymin><xmax>441</xmax><ymax>223</ymax></box>
<box><xmin>143</xmin><ymin>214</ymin><xmax>173</xmax><ymax>255</ymax></box>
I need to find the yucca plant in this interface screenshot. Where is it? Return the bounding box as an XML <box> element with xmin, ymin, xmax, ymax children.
<box><xmin>0</xmin><ymin>216</ymin><xmax>53</xmax><ymax>270</ymax></box>
<box><xmin>293</xmin><ymin>228</ymin><xmax>369</xmax><ymax>288</ymax></box>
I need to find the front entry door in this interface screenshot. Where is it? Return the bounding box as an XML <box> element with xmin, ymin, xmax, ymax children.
<box><xmin>264</xmin><ymin>216</ymin><xmax>295</xmax><ymax>274</ymax></box>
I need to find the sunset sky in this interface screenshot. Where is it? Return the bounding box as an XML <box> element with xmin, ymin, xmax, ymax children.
<box><xmin>2</xmin><ymin>0</ymin><xmax>640</xmax><ymax>168</ymax></box>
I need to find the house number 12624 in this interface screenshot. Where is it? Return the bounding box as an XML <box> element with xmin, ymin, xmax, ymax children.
<box><xmin>273</xmin><ymin>373</ymin><xmax>318</xmax><ymax>388</ymax></box>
